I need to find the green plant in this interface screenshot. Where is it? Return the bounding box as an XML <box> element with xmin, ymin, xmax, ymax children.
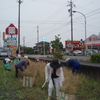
<box><xmin>51</xmin><ymin>34</ymin><xmax>63</xmax><ymax>59</ymax></box>
<box><xmin>53</xmin><ymin>52</ymin><xmax>63</xmax><ymax>59</ymax></box>
<box><xmin>90</xmin><ymin>53</ymin><xmax>100</xmax><ymax>63</ymax></box>
<box><xmin>17</xmin><ymin>90</ymin><xmax>24</xmax><ymax>99</ymax></box>
<box><xmin>0</xmin><ymin>60</ymin><xmax>100</xmax><ymax>100</ymax></box>
<box><xmin>76</xmin><ymin>76</ymin><xmax>100</xmax><ymax>100</ymax></box>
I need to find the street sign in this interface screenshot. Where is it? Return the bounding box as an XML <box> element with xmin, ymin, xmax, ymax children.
<box><xmin>5</xmin><ymin>23</ymin><xmax>18</xmax><ymax>35</ymax></box>
<box><xmin>7</xmin><ymin>43</ymin><xmax>17</xmax><ymax>47</ymax></box>
<box><xmin>7</xmin><ymin>37</ymin><xmax>16</xmax><ymax>43</ymax></box>
<box><xmin>6</xmin><ymin>37</ymin><xmax>17</xmax><ymax>47</ymax></box>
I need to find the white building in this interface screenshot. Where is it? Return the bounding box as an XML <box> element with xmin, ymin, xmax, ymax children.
<box><xmin>85</xmin><ymin>34</ymin><xmax>100</xmax><ymax>50</ymax></box>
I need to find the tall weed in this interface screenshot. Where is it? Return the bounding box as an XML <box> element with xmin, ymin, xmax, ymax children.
<box><xmin>0</xmin><ymin>60</ymin><xmax>100</xmax><ymax>100</ymax></box>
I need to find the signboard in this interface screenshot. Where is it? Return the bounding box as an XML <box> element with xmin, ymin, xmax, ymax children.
<box><xmin>11</xmin><ymin>48</ymin><xmax>17</xmax><ymax>55</ymax></box>
<box><xmin>4</xmin><ymin>42</ymin><xmax>7</xmax><ymax>48</ymax></box>
<box><xmin>7</xmin><ymin>37</ymin><xmax>17</xmax><ymax>47</ymax></box>
<box><xmin>65</xmin><ymin>41</ymin><xmax>85</xmax><ymax>50</ymax></box>
<box><xmin>42</xmin><ymin>38</ymin><xmax>46</xmax><ymax>41</ymax></box>
<box><xmin>5</xmin><ymin>23</ymin><xmax>18</xmax><ymax>35</ymax></box>
<box><xmin>7</xmin><ymin>37</ymin><xmax>16</xmax><ymax>43</ymax></box>
<box><xmin>7</xmin><ymin>43</ymin><xmax>17</xmax><ymax>47</ymax></box>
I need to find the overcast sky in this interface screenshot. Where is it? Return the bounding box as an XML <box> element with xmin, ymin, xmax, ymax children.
<box><xmin>0</xmin><ymin>0</ymin><xmax>100</xmax><ymax>47</ymax></box>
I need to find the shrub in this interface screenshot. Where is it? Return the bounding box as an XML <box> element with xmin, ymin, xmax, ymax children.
<box><xmin>53</xmin><ymin>53</ymin><xmax>63</xmax><ymax>59</ymax></box>
<box><xmin>90</xmin><ymin>53</ymin><xmax>100</xmax><ymax>63</ymax></box>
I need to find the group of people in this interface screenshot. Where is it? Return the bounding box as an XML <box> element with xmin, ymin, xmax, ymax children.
<box><xmin>3</xmin><ymin>55</ymin><xmax>80</xmax><ymax>100</ymax></box>
<box><xmin>3</xmin><ymin>55</ymin><xmax>30</xmax><ymax>78</ymax></box>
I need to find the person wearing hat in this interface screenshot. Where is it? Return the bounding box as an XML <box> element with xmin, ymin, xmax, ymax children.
<box><xmin>18</xmin><ymin>54</ymin><xmax>21</xmax><ymax>61</ymax></box>
<box><xmin>45</xmin><ymin>59</ymin><xmax>64</xmax><ymax>100</ymax></box>
<box><xmin>65</xmin><ymin>58</ymin><xmax>80</xmax><ymax>75</ymax></box>
<box><xmin>3</xmin><ymin>58</ymin><xmax>12</xmax><ymax>71</ymax></box>
<box><xmin>15</xmin><ymin>59</ymin><xmax>30</xmax><ymax>78</ymax></box>
<box><xmin>24</xmin><ymin>55</ymin><xmax>28</xmax><ymax>59</ymax></box>
<box><xmin>35</xmin><ymin>57</ymin><xmax>40</xmax><ymax>62</ymax></box>
<box><xmin>3</xmin><ymin>58</ymin><xmax>12</xmax><ymax>64</ymax></box>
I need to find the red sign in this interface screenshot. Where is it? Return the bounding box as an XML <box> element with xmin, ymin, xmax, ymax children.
<box><xmin>7</xmin><ymin>45</ymin><xmax>17</xmax><ymax>47</ymax></box>
<box><xmin>65</xmin><ymin>41</ymin><xmax>85</xmax><ymax>50</ymax></box>
<box><xmin>5</xmin><ymin>23</ymin><xmax>18</xmax><ymax>35</ymax></box>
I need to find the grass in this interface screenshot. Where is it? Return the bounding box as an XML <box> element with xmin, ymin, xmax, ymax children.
<box><xmin>0</xmin><ymin>60</ymin><xmax>100</xmax><ymax>100</ymax></box>
<box><xmin>0</xmin><ymin>60</ymin><xmax>56</xmax><ymax>100</ymax></box>
<box><xmin>76</xmin><ymin>76</ymin><xmax>100</xmax><ymax>100</ymax></box>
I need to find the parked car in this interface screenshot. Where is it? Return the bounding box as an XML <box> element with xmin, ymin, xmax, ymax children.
<box><xmin>87</xmin><ymin>49</ymin><xmax>93</xmax><ymax>55</ymax></box>
<box><xmin>98</xmin><ymin>50</ymin><xmax>100</xmax><ymax>53</ymax></box>
<box><xmin>0</xmin><ymin>50</ymin><xmax>8</xmax><ymax>57</ymax></box>
<box><xmin>92</xmin><ymin>49</ymin><xmax>98</xmax><ymax>53</ymax></box>
<box><xmin>64</xmin><ymin>50</ymin><xmax>70</xmax><ymax>55</ymax></box>
<box><xmin>73</xmin><ymin>50</ymin><xmax>83</xmax><ymax>56</ymax></box>
<box><xmin>87</xmin><ymin>49</ymin><xmax>98</xmax><ymax>55</ymax></box>
<box><xmin>69</xmin><ymin>50</ymin><xmax>82</xmax><ymax>56</ymax></box>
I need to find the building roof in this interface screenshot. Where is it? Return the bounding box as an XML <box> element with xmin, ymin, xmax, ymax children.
<box><xmin>36</xmin><ymin>41</ymin><xmax>50</xmax><ymax>45</ymax></box>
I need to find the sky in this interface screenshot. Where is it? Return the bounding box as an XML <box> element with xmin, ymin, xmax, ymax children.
<box><xmin>0</xmin><ymin>0</ymin><xmax>100</xmax><ymax>48</ymax></box>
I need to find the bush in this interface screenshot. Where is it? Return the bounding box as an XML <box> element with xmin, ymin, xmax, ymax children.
<box><xmin>90</xmin><ymin>53</ymin><xmax>100</xmax><ymax>63</ymax></box>
<box><xmin>53</xmin><ymin>53</ymin><xmax>63</xmax><ymax>59</ymax></box>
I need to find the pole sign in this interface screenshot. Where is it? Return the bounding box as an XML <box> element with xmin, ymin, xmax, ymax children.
<box><xmin>65</xmin><ymin>41</ymin><xmax>85</xmax><ymax>50</ymax></box>
<box><xmin>7</xmin><ymin>37</ymin><xmax>16</xmax><ymax>43</ymax></box>
<box><xmin>11</xmin><ymin>48</ymin><xmax>17</xmax><ymax>56</ymax></box>
<box><xmin>5</xmin><ymin>23</ymin><xmax>18</xmax><ymax>35</ymax></box>
<box><xmin>7</xmin><ymin>37</ymin><xmax>17</xmax><ymax>47</ymax></box>
<box><xmin>7</xmin><ymin>43</ymin><xmax>17</xmax><ymax>47</ymax></box>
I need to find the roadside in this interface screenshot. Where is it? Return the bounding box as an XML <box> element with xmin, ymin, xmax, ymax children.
<box><xmin>63</xmin><ymin>55</ymin><xmax>90</xmax><ymax>61</ymax></box>
<box><xmin>27</xmin><ymin>54</ymin><xmax>90</xmax><ymax>61</ymax></box>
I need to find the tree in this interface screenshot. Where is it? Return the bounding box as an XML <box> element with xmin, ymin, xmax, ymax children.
<box><xmin>51</xmin><ymin>34</ymin><xmax>63</xmax><ymax>59</ymax></box>
<box><xmin>22</xmin><ymin>47</ymin><xmax>33</xmax><ymax>54</ymax></box>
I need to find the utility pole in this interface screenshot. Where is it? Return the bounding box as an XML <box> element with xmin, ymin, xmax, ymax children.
<box><xmin>23</xmin><ymin>37</ymin><xmax>25</xmax><ymax>47</ymax></box>
<box><xmin>18</xmin><ymin>0</ymin><xmax>23</xmax><ymax>54</ymax></box>
<box><xmin>37</xmin><ymin>26</ymin><xmax>39</xmax><ymax>43</ymax></box>
<box><xmin>68</xmin><ymin>0</ymin><xmax>75</xmax><ymax>52</ymax></box>
<box><xmin>0</xmin><ymin>32</ymin><xmax>1</xmax><ymax>47</ymax></box>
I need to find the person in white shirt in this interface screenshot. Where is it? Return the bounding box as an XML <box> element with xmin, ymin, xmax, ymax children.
<box><xmin>45</xmin><ymin>59</ymin><xmax>64</xmax><ymax>100</ymax></box>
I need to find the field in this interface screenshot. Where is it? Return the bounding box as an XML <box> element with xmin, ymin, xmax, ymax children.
<box><xmin>0</xmin><ymin>59</ymin><xmax>100</xmax><ymax>100</ymax></box>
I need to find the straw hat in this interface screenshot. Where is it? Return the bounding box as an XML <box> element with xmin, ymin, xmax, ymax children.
<box><xmin>25</xmin><ymin>59</ymin><xmax>30</xmax><ymax>65</ymax></box>
<box><xmin>65</xmin><ymin>58</ymin><xmax>70</xmax><ymax>62</ymax></box>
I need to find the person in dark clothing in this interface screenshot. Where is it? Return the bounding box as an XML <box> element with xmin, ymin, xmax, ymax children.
<box><xmin>15</xmin><ymin>59</ymin><xmax>29</xmax><ymax>78</ymax></box>
<box><xmin>16</xmin><ymin>49</ymin><xmax>19</xmax><ymax>55</ymax></box>
<box><xmin>65</xmin><ymin>58</ymin><xmax>80</xmax><ymax>75</ymax></box>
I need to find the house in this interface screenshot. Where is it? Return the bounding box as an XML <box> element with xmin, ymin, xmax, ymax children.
<box><xmin>33</xmin><ymin>41</ymin><xmax>50</xmax><ymax>54</ymax></box>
